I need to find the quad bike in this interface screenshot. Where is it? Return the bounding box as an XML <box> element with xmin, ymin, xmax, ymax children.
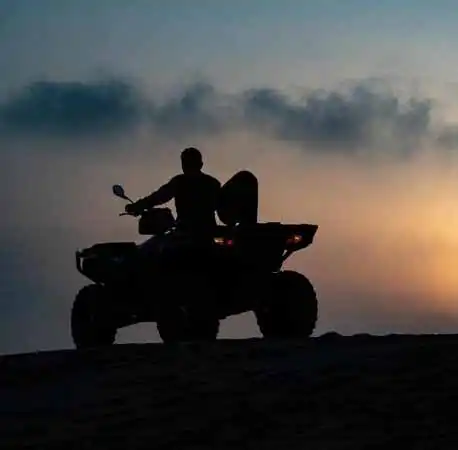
<box><xmin>71</xmin><ymin>170</ymin><xmax>319</xmax><ymax>348</ymax></box>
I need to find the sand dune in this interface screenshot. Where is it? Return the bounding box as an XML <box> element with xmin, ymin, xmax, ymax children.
<box><xmin>1</xmin><ymin>334</ymin><xmax>457</xmax><ymax>449</ymax></box>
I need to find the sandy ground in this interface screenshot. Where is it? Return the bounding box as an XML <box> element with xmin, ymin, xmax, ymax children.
<box><xmin>0</xmin><ymin>334</ymin><xmax>457</xmax><ymax>449</ymax></box>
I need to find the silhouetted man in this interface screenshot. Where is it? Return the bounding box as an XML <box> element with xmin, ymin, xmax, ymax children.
<box><xmin>125</xmin><ymin>147</ymin><xmax>221</xmax><ymax>236</ymax></box>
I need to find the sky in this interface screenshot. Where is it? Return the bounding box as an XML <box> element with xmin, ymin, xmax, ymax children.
<box><xmin>1</xmin><ymin>0</ymin><xmax>458</xmax><ymax>354</ymax></box>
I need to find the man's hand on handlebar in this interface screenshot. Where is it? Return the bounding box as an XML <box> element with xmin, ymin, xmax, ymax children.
<box><xmin>124</xmin><ymin>202</ymin><xmax>143</xmax><ymax>216</ymax></box>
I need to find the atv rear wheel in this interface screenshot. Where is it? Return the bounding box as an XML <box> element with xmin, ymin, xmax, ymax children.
<box><xmin>255</xmin><ymin>270</ymin><xmax>318</xmax><ymax>339</ymax></box>
<box><xmin>157</xmin><ymin>306</ymin><xmax>220</xmax><ymax>344</ymax></box>
<box><xmin>71</xmin><ymin>284</ymin><xmax>117</xmax><ymax>349</ymax></box>
<box><xmin>156</xmin><ymin>276</ymin><xmax>220</xmax><ymax>343</ymax></box>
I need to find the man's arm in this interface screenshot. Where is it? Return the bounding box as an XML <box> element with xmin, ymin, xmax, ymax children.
<box><xmin>135</xmin><ymin>176</ymin><xmax>178</xmax><ymax>210</ymax></box>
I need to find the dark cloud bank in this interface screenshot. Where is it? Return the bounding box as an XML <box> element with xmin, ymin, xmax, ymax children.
<box><xmin>0</xmin><ymin>77</ymin><xmax>455</xmax><ymax>155</ymax></box>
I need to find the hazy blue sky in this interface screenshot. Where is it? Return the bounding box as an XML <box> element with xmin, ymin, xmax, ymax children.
<box><xmin>3</xmin><ymin>0</ymin><xmax>458</xmax><ymax>94</ymax></box>
<box><xmin>2</xmin><ymin>1</ymin><xmax>458</xmax><ymax>354</ymax></box>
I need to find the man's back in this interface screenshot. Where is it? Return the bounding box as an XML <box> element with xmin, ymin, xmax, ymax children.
<box><xmin>170</xmin><ymin>172</ymin><xmax>221</xmax><ymax>232</ymax></box>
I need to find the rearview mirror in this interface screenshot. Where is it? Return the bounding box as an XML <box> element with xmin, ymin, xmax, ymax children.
<box><xmin>112</xmin><ymin>184</ymin><xmax>130</xmax><ymax>201</ymax></box>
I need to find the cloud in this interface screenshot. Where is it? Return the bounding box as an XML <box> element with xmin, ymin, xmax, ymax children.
<box><xmin>241</xmin><ymin>84</ymin><xmax>433</xmax><ymax>154</ymax></box>
<box><xmin>0</xmin><ymin>76</ymin><xmax>456</xmax><ymax>156</ymax></box>
<box><xmin>0</xmin><ymin>79</ymin><xmax>147</xmax><ymax>138</ymax></box>
<box><xmin>436</xmin><ymin>124</ymin><xmax>458</xmax><ymax>151</ymax></box>
<box><xmin>151</xmin><ymin>82</ymin><xmax>226</xmax><ymax>137</ymax></box>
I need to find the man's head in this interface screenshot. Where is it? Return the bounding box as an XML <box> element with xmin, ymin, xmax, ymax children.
<box><xmin>181</xmin><ymin>147</ymin><xmax>203</xmax><ymax>174</ymax></box>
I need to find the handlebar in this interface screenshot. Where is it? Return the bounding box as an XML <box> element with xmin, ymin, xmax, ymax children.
<box><xmin>119</xmin><ymin>212</ymin><xmax>139</xmax><ymax>217</ymax></box>
<box><xmin>119</xmin><ymin>211</ymin><xmax>141</xmax><ymax>217</ymax></box>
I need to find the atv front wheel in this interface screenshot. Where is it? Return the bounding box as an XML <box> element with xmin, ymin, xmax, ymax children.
<box><xmin>71</xmin><ymin>284</ymin><xmax>117</xmax><ymax>349</ymax></box>
<box><xmin>255</xmin><ymin>270</ymin><xmax>318</xmax><ymax>339</ymax></box>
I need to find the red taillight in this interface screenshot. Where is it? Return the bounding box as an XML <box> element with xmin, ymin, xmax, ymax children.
<box><xmin>286</xmin><ymin>234</ymin><xmax>302</xmax><ymax>245</ymax></box>
<box><xmin>214</xmin><ymin>237</ymin><xmax>234</xmax><ymax>246</ymax></box>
